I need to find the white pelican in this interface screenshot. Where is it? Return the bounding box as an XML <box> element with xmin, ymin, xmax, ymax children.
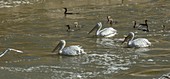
<box><xmin>133</xmin><ymin>20</ymin><xmax>149</xmax><ymax>32</ymax></box>
<box><xmin>122</xmin><ymin>32</ymin><xmax>151</xmax><ymax>48</ymax></box>
<box><xmin>88</xmin><ymin>22</ymin><xmax>117</xmax><ymax>37</ymax></box>
<box><xmin>0</xmin><ymin>48</ymin><xmax>23</xmax><ymax>57</ymax></box>
<box><xmin>51</xmin><ymin>40</ymin><xmax>86</xmax><ymax>56</ymax></box>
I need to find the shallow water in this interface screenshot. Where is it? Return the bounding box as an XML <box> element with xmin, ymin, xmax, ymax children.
<box><xmin>0</xmin><ymin>0</ymin><xmax>170</xmax><ymax>79</ymax></box>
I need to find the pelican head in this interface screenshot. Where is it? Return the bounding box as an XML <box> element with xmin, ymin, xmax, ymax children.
<box><xmin>88</xmin><ymin>22</ymin><xmax>102</xmax><ymax>34</ymax></box>
<box><xmin>122</xmin><ymin>32</ymin><xmax>134</xmax><ymax>44</ymax></box>
<box><xmin>52</xmin><ymin>40</ymin><xmax>66</xmax><ymax>54</ymax></box>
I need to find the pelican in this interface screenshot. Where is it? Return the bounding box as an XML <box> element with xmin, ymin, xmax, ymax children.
<box><xmin>51</xmin><ymin>40</ymin><xmax>86</xmax><ymax>56</ymax></box>
<box><xmin>122</xmin><ymin>32</ymin><xmax>151</xmax><ymax>48</ymax></box>
<box><xmin>0</xmin><ymin>48</ymin><xmax>23</xmax><ymax>57</ymax></box>
<box><xmin>88</xmin><ymin>22</ymin><xmax>117</xmax><ymax>37</ymax></box>
<box><xmin>133</xmin><ymin>20</ymin><xmax>149</xmax><ymax>32</ymax></box>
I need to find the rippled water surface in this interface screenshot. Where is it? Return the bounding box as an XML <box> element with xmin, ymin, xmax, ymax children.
<box><xmin>0</xmin><ymin>0</ymin><xmax>170</xmax><ymax>79</ymax></box>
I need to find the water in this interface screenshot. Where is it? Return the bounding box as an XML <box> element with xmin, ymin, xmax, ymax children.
<box><xmin>0</xmin><ymin>0</ymin><xmax>170</xmax><ymax>79</ymax></box>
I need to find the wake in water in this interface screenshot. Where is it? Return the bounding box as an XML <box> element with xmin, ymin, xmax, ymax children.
<box><xmin>0</xmin><ymin>0</ymin><xmax>44</xmax><ymax>8</ymax></box>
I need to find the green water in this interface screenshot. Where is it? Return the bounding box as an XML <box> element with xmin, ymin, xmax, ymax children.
<box><xmin>0</xmin><ymin>0</ymin><xmax>170</xmax><ymax>79</ymax></box>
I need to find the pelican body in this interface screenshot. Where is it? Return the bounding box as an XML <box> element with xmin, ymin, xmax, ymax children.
<box><xmin>122</xmin><ymin>32</ymin><xmax>151</xmax><ymax>48</ymax></box>
<box><xmin>133</xmin><ymin>20</ymin><xmax>149</xmax><ymax>32</ymax></box>
<box><xmin>88</xmin><ymin>22</ymin><xmax>117</xmax><ymax>37</ymax></box>
<box><xmin>52</xmin><ymin>40</ymin><xmax>86</xmax><ymax>56</ymax></box>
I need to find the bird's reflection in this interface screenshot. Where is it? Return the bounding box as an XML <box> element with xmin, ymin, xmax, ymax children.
<box><xmin>134</xmin><ymin>48</ymin><xmax>150</xmax><ymax>56</ymax></box>
<box><xmin>96</xmin><ymin>38</ymin><xmax>123</xmax><ymax>48</ymax></box>
<box><xmin>96</xmin><ymin>38</ymin><xmax>114</xmax><ymax>48</ymax></box>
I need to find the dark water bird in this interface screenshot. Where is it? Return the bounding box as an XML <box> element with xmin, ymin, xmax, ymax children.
<box><xmin>66</xmin><ymin>25</ymin><xmax>74</xmax><ymax>32</ymax></box>
<box><xmin>107</xmin><ymin>16</ymin><xmax>118</xmax><ymax>25</ymax></box>
<box><xmin>133</xmin><ymin>20</ymin><xmax>149</xmax><ymax>32</ymax></box>
<box><xmin>88</xmin><ymin>22</ymin><xmax>117</xmax><ymax>37</ymax></box>
<box><xmin>74</xmin><ymin>22</ymin><xmax>83</xmax><ymax>28</ymax></box>
<box><xmin>66</xmin><ymin>24</ymin><xmax>80</xmax><ymax>32</ymax></box>
<box><xmin>64</xmin><ymin>8</ymin><xmax>79</xmax><ymax>16</ymax></box>
<box><xmin>121</xmin><ymin>0</ymin><xmax>124</xmax><ymax>4</ymax></box>
<box><xmin>0</xmin><ymin>48</ymin><xmax>23</xmax><ymax>57</ymax></box>
<box><xmin>51</xmin><ymin>40</ymin><xmax>86</xmax><ymax>56</ymax></box>
<box><xmin>161</xmin><ymin>25</ymin><xmax>166</xmax><ymax>32</ymax></box>
<box><xmin>160</xmin><ymin>25</ymin><xmax>170</xmax><ymax>32</ymax></box>
<box><xmin>122</xmin><ymin>32</ymin><xmax>151</xmax><ymax>48</ymax></box>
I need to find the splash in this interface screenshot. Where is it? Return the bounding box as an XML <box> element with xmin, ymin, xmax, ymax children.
<box><xmin>0</xmin><ymin>0</ymin><xmax>44</xmax><ymax>8</ymax></box>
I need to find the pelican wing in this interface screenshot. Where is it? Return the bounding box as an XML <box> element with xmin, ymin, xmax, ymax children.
<box><xmin>62</xmin><ymin>45</ymin><xmax>86</xmax><ymax>55</ymax></box>
<box><xmin>99</xmin><ymin>27</ymin><xmax>117</xmax><ymax>37</ymax></box>
<box><xmin>131</xmin><ymin>38</ymin><xmax>151</xmax><ymax>48</ymax></box>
